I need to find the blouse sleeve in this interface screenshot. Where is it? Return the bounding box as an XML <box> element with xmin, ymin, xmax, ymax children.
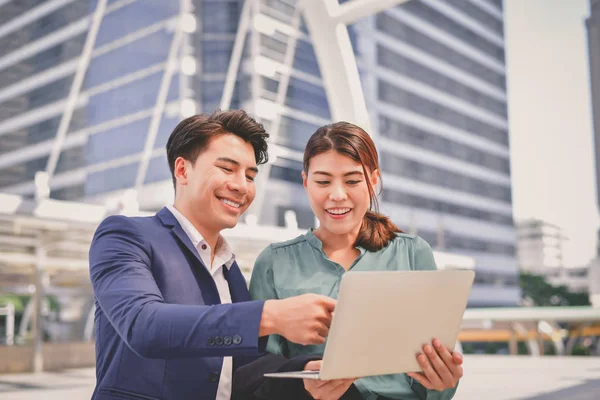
<box><xmin>249</xmin><ymin>245</ymin><xmax>288</xmax><ymax>356</ymax></box>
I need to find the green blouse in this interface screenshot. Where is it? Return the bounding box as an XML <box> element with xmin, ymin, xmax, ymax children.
<box><xmin>249</xmin><ymin>229</ymin><xmax>457</xmax><ymax>400</ymax></box>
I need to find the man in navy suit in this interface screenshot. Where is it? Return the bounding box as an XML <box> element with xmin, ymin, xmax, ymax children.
<box><xmin>89</xmin><ymin>110</ymin><xmax>336</xmax><ymax>400</ymax></box>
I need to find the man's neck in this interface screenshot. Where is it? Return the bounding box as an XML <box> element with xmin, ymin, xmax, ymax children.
<box><xmin>172</xmin><ymin>201</ymin><xmax>220</xmax><ymax>255</ymax></box>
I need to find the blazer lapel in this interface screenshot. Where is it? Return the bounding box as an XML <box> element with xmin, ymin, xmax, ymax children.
<box><xmin>156</xmin><ymin>207</ymin><xmax>220</xmax><ymax>304</ymax></box>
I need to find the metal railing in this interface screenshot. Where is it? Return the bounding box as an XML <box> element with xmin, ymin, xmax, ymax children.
<box><xmin>0</xmin><ymin>303</ymin><xmax>15</xmax><ymax>346</ymax></box>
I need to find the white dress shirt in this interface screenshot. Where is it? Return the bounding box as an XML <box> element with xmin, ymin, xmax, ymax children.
<box><xmin>166</xmin><ymin>205</ymin><xmax>234</xmax><ymax>400</ymax></box>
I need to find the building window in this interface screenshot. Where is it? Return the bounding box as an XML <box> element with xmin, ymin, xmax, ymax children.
<box><xmin>379</xmin><ymin>115</ymin><xmax>510</xmax><ymax>174</ymax></box>
<box><xmin>86</xmin><ymin>118</ymin><xmax>150</xmax><ymax>164</ymax></box>
<box><xmin>85</xmin><ymin>162</ymin><xmax>139</xmax><ymax>196</ymax></box>
<box><xmin>275</xmin><ymin>116</ymin><xmax>320</xmax><ymax>151</ymax></box>
<box><xmin>95</xmin><ymin>0</ymin><xmax>179</xmax><ymax>47</ymax></box>
<box><xmin>376</xmin><ymin>13</ymin><xmax>506</xmax><ymax>90</ymax></box>
<box><xmin>202</xmin><ymin>40</ymin><xmax>234</xmax><ymax>73</ymax></box>
<box><xmin>380</xmin><ymin>152</ymin><xmax>512</xmax><ymax>203</ymax></box>
<box><xmin>202</xmin><ymin>2</ymin><xmax>240</xmax><ymax>33</ymax></box>
<box><xmin>269</xmin><ymin>160</ymin><xmax>303</xmax><ymax>185</ymax></box>
<box><xmin>378</xmin><ymin>80</ymin><xmax>508</xmax><ymax>146</ymax></box>
<box><xmin>86</xmin><ymin>29</ymin><xmax>173</xmax><ymax>89</ymax></box>
<box><xmin>399</xmin><ymin>1</ymin><xmax>505</xmax><ymax>62</ymax></box>
<box><xmin>144</xmin><ymin>155</ymin><xmax>171</xmax><ymax>184</ymax></box>
<box><xmin>286</xmin><ymin>78</ymin><xmax>331</xmax><ymax>119</ymax></box>
<box><xmin>449</xmin><ymin>0</ymin><xmax>504</xmax><ymax>35</ymax></box>
<box><xmin>382</xmin><ymin>188</ymin><xmax>513</xmax><ymax>225</ymax></box>
<box><xmin>377</xmin><ymin>45</ymin><xmax>507</xmax><ymax>117</ymax></box>
<box><xmin>419</xmin><ymin>229</ymin><xmax>515</xmax><ymax>256</ymax></box>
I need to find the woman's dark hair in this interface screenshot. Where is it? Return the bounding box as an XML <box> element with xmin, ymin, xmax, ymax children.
<box><xmin>303</xmin><ymin>122</ymin><xmax>401</xmax><ymax>252</ymax></box>
<box><xmin>166</xmin><ymin>109</ymin><xmax>269</xmax><ymax>188</ymax></box>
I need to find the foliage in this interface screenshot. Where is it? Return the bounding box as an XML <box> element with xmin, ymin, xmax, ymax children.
<box><xmin>519</xmin><ymin>272</ymin><xmax>590</xmax><ymax>307</ymax></box>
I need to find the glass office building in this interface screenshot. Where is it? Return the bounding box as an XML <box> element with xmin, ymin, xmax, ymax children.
<box><xmin>0</xmin><ymin>0</ymin><xmax>518</xmax><ymax>306</ymax></box>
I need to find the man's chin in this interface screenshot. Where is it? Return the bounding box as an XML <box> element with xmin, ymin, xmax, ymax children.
<box><xmin>219</xmin><ymin>217</ymin><xmax>241</xmax><ymax>230</ymax></box>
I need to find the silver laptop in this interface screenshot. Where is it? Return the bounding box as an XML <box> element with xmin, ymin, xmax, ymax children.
<box><xmin>264</xmin><ymin>269</ymin><xmax>475</xmax><ymax>380</ymax></box>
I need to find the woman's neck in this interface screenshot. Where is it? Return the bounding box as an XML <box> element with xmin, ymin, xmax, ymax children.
<box><xmin>313</xmin><ymin>227</ymin><xmax>362</xmax><ymax>271</ymax></box>
<box><xmin>313</xmin><ymin>228</ymin><xmax>358</xmax><ymax>251</ymax></box>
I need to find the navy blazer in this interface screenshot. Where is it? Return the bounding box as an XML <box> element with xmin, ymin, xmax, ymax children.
<box><xmin>89</xmin><ymin>207</ymin><xmax>267</xmax><ymax>400</ymax></box>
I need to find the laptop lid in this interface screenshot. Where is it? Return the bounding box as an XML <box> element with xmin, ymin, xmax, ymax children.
<box><xmin>318</xmin><ymin>269</ymin><xmax>475</xmax><ymax>380</ymax></box>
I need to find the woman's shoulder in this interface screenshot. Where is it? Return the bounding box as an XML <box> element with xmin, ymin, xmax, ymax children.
<box><xmin>270</xmin><ymin>233</ymin><xmax>309</xmax><ymax>251</ymax></box>
<box><xmin>255</xmin><ymin>234</ymin><xmax>309</xmax><ymax>261</ymax></box>
<box><xmin>389</xmin><ymin>232</ymin><xmax>433</xmax><ymax>252</ymax></box>
<box><xmin>390</xmin><ymin>232</ymin><xmax>418</xmax><ymax>245</ymax></box>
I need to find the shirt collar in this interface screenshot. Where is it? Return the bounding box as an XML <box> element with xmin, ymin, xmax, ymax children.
<box><xmin>166</xmin><ymin>205</ymin><xmax>235</xmax><ymax>268</ymax></box>
<box><xmin>304</xmin><ymin>228</ymin><xmax>366</xmax><ymax>255</ymax></box>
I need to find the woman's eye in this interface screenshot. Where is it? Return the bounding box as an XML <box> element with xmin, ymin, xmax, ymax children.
<box><xmin>347</xmin><ymin>180</ymin><xmax>361</xmax><ymax>185</ymax></box>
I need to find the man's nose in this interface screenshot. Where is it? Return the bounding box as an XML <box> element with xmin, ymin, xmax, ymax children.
<box><xmin>226</xmin><ymin>175</ymin><xmax>248</xmax><ymax>194</ymax></box>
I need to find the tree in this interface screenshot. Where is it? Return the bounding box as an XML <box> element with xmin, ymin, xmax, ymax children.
<box><xmin>519</xmin><ymin>272</ymin><xmax>590</xmax><ymax>307</ymax></box>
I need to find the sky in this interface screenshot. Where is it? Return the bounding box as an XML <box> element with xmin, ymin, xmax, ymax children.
<box><xmin>505</xmin><ymin>0</ymin><xmax>597</xmax><ymax>266</ymax></box>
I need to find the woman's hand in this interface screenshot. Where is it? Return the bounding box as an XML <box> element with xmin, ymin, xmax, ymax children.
<box><xmin>303</xmin><ymin>360</ymin><xmax>356</xmax><ymax>400</ymax></box>
<box><xmin>407</xmin><ymin>338</ymin><xmax>463</xmax><ymax>391</ymax></box>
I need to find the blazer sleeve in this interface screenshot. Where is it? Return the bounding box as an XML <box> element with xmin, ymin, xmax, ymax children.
<box><xmin>89</xmin><ymin>215</ymin><xmax>266</xmax><ymax>359</ymax></box>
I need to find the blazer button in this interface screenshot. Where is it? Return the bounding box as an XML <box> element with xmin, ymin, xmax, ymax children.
<box><xmin>223</xmin><ymin>336</ymin><xmax>232</xmax><ymax>346</ymax></box>
<box><xmin>207</xmin><ymin>337</ymin><xmax>215</xmax><ymax>346</ymax></box>
<box><xmin>232</xmin><ymin>335</ymin><xmax>242</xmax><ymax>345</ymax></box>
<box><xmin>215</xmin><ymin>336</ymin><xmax>224</xmax><ymax>346</ymax></box>
<box><xmin>208</xmin><ymin>372</ymin><xmax>220</xmax><ymax>382</ymax></box>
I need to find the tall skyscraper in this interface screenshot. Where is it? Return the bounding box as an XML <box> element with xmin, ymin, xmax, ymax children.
<box><xmin>0</xmin><ymin>0</ymin><xmax>518</xmax><ymax>306</ymax></box>
<box><xmin>241</xmin><ymin>0</ymin><xmax>517</xmax><ymax>306</ymax></box>
<box><xmin>587</xmin><ymin>0</ymin><xmax>600</xmax><ymax>255</ymax></box>
<box><xmin>0</xmin><ymin>0</ymin><xmax>187</xmax><ymax>202</ymax></box>
<box><xmin>586</xmin><ymin>0</ymin><xmax>600</xmax><ymax>307</ymax></box>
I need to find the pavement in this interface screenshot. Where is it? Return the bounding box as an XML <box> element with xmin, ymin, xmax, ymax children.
<box><xmin>0</xmin><ymin>355</ymin><xmax>599</xmax><ymax>399</ymax></box>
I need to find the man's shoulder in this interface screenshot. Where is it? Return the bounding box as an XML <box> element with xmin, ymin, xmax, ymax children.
<box><xmin>95</xmin><ymin>214</ymin><xmax>163</xmax><ymax>240</ymax></box>
<box><xmin>100</xmin><ymin>213</ymin><xmax>158</xmax><ymax>228</ymax></box>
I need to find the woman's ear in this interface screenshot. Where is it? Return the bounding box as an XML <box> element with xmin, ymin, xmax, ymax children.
<box><xmin>370</xmin><ymin>169</ymin><xmax>380</xmax><ymax>188</ymax></box>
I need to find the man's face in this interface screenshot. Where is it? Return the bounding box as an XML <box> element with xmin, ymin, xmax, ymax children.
<box><xmin>174</xmin><ymin>133</ymin><xmax>258</xmax><ymax>234</ymax></box>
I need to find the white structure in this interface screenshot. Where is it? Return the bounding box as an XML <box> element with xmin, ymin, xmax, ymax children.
<box><xmin>547</xmin><ymin>266</ymin><xmax>590</xmax><ymax>294</ymax></box>
<box><xmin>517</xmin><ymin>219</ymin><xmax>567</xmax><ymax>275</ymax></box>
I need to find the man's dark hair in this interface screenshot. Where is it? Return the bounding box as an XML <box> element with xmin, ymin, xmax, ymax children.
<box><xmin>166</xmin><ymin>109</ymin><xmax>269</xmax><ymax>187</ymax></box>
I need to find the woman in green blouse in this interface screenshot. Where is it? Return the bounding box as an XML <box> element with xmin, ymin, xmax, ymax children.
<box><xmin>250</xmin><ymin>122</ymin><xmax>463</xmax><ymax>400</ymax></box>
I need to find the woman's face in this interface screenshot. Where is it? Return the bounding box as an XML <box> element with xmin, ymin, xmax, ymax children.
<box><xmin>303</xmin><ymin>150</ymin><xmax>379</xmax><ymax>237</ymax></box>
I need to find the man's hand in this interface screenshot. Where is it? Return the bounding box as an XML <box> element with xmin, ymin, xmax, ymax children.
<box><xmin>303</xmin><ymin>360</ymin><xmax>356</xmax><ymax>400</ymax></box>
<box><xmin>260</xmin><ymin>294</ymin><xmax>335</xmax><ymax>345</ymax></box>
<box><xmin>406</xmin><ymin>339</ymin><xmax>463</xmax><ymax>391</ymax></box>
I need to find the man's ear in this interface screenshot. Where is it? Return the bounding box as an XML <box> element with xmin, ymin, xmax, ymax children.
<box><xmin>302</xmin><ymin>171</ymin><xmax>308</xmax><ymax>189</ymax></box>
<box><xmin>174</xmin><ymin>157</ymin><xmax>188</xmax><ymax>186</ymax></box>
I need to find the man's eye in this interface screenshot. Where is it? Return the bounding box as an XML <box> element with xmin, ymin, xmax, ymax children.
<box><xmin>315</xmin><ymin>181</ymin><xmax>330</xmax><ymax>185</ymax></box>
<box><xmin>246</xmin><ymin>175</ymin><xmax>255</xmax><ymax>182</ymax></box>
<box><xmin>220</xmin><ymin>166</ymin><xmax>233</xmax><ymax>172</ymax></box>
